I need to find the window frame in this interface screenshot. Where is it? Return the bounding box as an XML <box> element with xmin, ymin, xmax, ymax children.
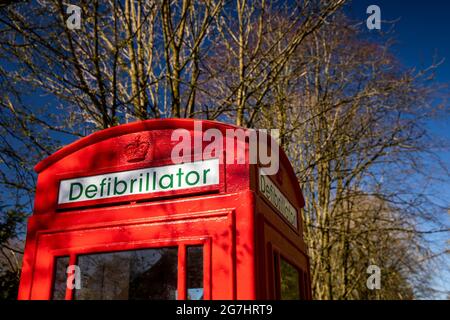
<box><xmin>272</xmin><ymin>248</ymin><xmax>307</xmax><ymax>300</ymax></box>
<box><xmin>50</xmin><ymin>237</ymin><xmax>211</xmax><ymax>300</ymax></box>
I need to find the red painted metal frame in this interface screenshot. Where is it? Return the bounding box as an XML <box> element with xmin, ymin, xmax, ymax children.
<box><xmin>18</xmin><ymin>119</ymin><xmax>311</xmax><ymax>300</ymax></box>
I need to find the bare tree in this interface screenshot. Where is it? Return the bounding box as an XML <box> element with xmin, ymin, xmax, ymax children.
<box><xmin>256</xmin><ymin>15</ymin><xmax>449</xmax><ymax>299</ymax></box>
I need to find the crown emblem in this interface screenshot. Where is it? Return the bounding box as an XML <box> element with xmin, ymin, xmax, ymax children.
<box><xmin>125</xmin><ymin>135</ymin><xmax>150</xmax><ymax>162</ymax></box>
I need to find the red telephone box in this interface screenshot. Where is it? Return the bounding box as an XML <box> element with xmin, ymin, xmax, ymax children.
<box><xmin>18</xmin><ymin>119</ymin><xmax>311</xmax><ymax>300</ymax></box>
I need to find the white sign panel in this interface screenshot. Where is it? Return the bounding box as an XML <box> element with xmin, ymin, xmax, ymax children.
<box><xmin>259</xmin><ymin>169</ymin><xmax>298</xmax><ymax>229</ymax></box>
<box><xmin>58</xmin><ymin>159</ymin><xmax>219</xmax><ymax>204</ymax></box>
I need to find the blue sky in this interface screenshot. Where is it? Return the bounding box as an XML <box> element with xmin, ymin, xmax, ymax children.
<box><xmin>346</xmin><ymin>0</ymin><xmax>450</xmax><ymax>157</ymax></box>
<box><xmin>347</xmin><ymin>1</ymin><xmax>450</xmax><ymax>98</ymax></box>
<box><xmin>347</xmin><ymin>0</ymin><xmax>450</xmax><ymax>298</ymax></box>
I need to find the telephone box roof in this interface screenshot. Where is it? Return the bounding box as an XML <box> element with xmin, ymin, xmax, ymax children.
<box><xmin>34</xmin><ymin>118</ymin><xmax>304</xmax><ymax>208</ymax></box>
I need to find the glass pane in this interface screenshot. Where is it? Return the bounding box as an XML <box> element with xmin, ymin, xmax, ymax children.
<box><xmin>74</xmin><ymin>247</ymin><xmax>178</xmax><ymax>300</ymax></box>
<box><xmin>280</xmin><ymin>258</ymin><xmax>300</xmax><ymax>300</ymax></box>
<box><xmin>186</xmin><ymin>246</ymin><xmax>203</xmax><ymax>300</ymax></box>
<box><xmin>52</xmin><ymin>256</ymin><xmax>69</xmax><ymax>300</ymax></box>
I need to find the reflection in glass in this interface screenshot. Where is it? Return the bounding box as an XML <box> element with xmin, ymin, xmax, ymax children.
<box><xmin>52</xmin><ymin>256</ymin><xmax>69</xmax><ymax>300</ymax></box>
<box><xmin>187</xmin><ymin>246</ymin><xmax>203</xmax><ymax>300</ymax></box>
<box><xmin>74</xmin><ymin>247</ymin><xmax>178</xmax><ymax>300</ymax></box>
<box><xmin>280</xmin><ymin>258</ymin><xmax>300</xmax><ymax>300</ymax></box>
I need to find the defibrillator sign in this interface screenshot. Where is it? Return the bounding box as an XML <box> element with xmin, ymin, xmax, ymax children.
<box><xmin>259</xmin><ymin>169</ymin><xmax>298</xmax><ymax>229</ymax></box>
<box><xmin>58</xmin><ymin>159</ymin><xmax>219</xmax><ymax>204</ymax></box>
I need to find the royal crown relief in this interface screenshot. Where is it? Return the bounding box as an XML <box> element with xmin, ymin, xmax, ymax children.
<box><xmin>124</xmin><ymin>134</ymin><xmax>152</xmax><ymax>163</ymax></box>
